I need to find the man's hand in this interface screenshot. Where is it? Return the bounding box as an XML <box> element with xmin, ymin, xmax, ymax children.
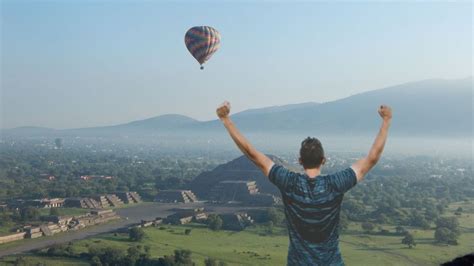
<box><xmin>378</xmin><ymin>105</ymin><xmax>392</xmax><ymax>121</ymax></box>
<box><xmin>216</xmin><ymin>101</ymin><xmax>231</xmax><ymax>120</ymax></box>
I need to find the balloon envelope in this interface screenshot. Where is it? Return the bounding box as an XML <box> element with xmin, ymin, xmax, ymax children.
<box><xmin>185</xmin><ymin>26</ymin><xmax>221</xmax><ymax>67</ymax></box>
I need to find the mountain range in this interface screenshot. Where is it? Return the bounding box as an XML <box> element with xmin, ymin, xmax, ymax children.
<box><xmin>3</xmin><ymin>77</ymin><xmax>472</xmax><ymax>138</ymax></box>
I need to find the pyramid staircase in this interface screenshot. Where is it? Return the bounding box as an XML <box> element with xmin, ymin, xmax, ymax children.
<box><xmin>155</xmin><ymin>190</ymin><xmax>198</xmax><ymax>203</ymax></box>
<box><xmin>183</xmin><ymin>190</ymin><xmax>198</xmax><ymax>202</ymax></box>
<box><xmin>105</xmin><ymin>194</ymin><xmax>124</xmax><ymax>207</ymax></box>
<box><xmin>93</xmin><ymin>196</ymin><xmax>111</xmax><ymax>208</ymax></box>
<box><xmin>116</xmin><ymin>192</ymin><xmax>142</xmax><ymax>204</ymax></box>
<box><xmin>129</xmin><ymin>192</ymin><xmax>142</xmax><ymax>203</ymax></box>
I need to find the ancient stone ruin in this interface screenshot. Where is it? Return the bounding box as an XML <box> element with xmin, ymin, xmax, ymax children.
<box><xmin>208</xmin><ymin>180</ymin><xmax>277</xmax><ymax>206</ymax></box>
<box><xmin>155</xmin><ymin>190</ymin><xmax>198</xmax><ymax>203</ymax></box>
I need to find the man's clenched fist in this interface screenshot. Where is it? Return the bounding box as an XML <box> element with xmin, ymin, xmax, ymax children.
<box><xmin>378</xmin><ymin>105</ymin><xmax>392</xmax><ymax>121</ymax></box>
<box><xmin>216</xmin><ymin>101</ymin><xmax>231</xmax><ymax>119</ymax></box>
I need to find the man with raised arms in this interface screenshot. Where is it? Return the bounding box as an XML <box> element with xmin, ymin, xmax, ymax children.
<box><xmin>216</xmin><ymin>101</ymin><xmax>392</xmax><ymax>266</ymax></box>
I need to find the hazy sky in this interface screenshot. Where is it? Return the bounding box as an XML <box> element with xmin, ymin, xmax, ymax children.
<box><xmin>1</xmin><ymin>1</ymin><xmax>472</xmax><ymax>129</ymax></box>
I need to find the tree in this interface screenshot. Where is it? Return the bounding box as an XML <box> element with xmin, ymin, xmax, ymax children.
<box><xmin>174</xmin><ymin>249</ymin><xmax>193</xmax><ymax>265</ymax></box>
<box><xmin>401</xmin><ymin>232</ymin><xmax>416</xmax><ymax>248</ymax></box>
<box><xmin>205</xmin><ymin>258</ymin><xmax>218</xmax><ymax>266</ymax></box>
<box><xmin>361</xmin><ymin>222</ymin><xmax>375</xmax><ymax>233</ymax></box>
<box><xmin>436</xmin><ymin>217</ymin><xmax>460</xmax><ymax>234</ymax></box>
<box><xmin>185</xmin><ymin>229</ymin><xmax>192</xmax><ymax>235</ymax></box>
<box><xmin>129</xmin><ymin>227</ymin><xmax>145</xmax><ymax>241</ymax></box>
<box><xmin>99</xmin><ymin>247</ymin><xmax>126</xmax><ymax>265</ymax></box>
<box><xmin>435</xmin><ymin>227</ymin><xmax>458</xmax><ymax>245</ymax></box>
<box><xmin>409</xmin><ymin>211</ymin><xmax>431</xmax><ymax>229</ymax></box>
<box><xmin>207</xmin><ymin>214</ymin><xmax>223</xmax><ymax>231</ymax></box>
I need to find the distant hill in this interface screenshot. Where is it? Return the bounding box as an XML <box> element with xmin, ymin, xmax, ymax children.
<box><xmin>189</xmin><ymin>155</ymin><xmax>294</xmax><ymax>198</ymax></box>
<box><xmin>72</xmin><ymin>114</ymin><xmax>199</xmax><ymax>134</ymax></box>
<box><xmin>2</xmin><ymin>77</ymin><xmax>472</xmax><ymax>137</ymax></box>
<box><xmin>234</xmin><ymin>102</ymin><xmax>320</xmax><ymax>117</ymax></box>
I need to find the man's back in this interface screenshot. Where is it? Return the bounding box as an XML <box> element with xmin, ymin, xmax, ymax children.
<box><xmin>269</xmin><ymin>165</ymin><xmax>357</xmax><ymax>266</ymax></box>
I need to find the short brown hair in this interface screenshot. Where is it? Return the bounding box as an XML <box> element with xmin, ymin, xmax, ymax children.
<box><xmin>299</xmin><ymin>137</ymin><xmax>325</xmax><ymax>169</ymax></box>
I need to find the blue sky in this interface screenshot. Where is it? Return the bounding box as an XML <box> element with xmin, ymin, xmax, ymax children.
<box><xmin>1</xmin><ymin>1</ymin><xmax>472</xmax><ymax>129</ymax></box>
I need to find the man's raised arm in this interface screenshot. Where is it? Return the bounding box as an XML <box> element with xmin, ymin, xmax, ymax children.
<box><xmin>351</xmin><ymin>105</ymin><xmax>392</xmax><ymax>182</ymax></box>
<box><xmin>216</xmin><ymin>101</ymin><xmax>274</xmax><ymax>176</ymax></box>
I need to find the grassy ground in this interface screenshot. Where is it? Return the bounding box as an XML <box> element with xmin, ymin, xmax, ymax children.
<box><xmin>37</xmin><ymin>207</ymin><xmax>90</xmax><ymax>217</ymax></box>
<box><xmin>1</xmin><ymin>201</ymin><xmax>473</xmax><ymax>266</ymax></box>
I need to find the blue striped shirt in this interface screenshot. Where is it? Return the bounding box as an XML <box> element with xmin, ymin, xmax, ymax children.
<box><xmin>269</xmin><ymin>165</ymin><xmax>357</xmax><ymax>266</ymax></box>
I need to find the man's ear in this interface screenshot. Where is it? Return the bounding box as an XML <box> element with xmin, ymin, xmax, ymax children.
<box><xmin>322</xmin><ymin>157</ymin><xmax>326</xmax><ymax>165</ymax></box>
<box><xmin>298</xmin><ymin>157</ymin><xmax>303</xmax><ymax>165</ymax></box>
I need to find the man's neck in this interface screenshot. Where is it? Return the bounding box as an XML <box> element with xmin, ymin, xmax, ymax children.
<box><xmin>304</xmin><ymin>168</ymin><xmax>321</xmax><ymax>179</ymax></box>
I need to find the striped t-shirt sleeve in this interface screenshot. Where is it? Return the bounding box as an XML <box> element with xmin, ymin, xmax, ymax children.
<box><xmin>328</xmin><ymin>167</ymin><xmax>357</xmax><ymax>193</ymax></box>
<box><xmin>268</xmin><ymin>164</ymin><xmax>293</xmax><ymax>191</ymax></box>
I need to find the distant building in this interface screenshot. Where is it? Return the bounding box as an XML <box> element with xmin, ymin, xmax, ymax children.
<box><xmin>65</xmin><ymin>192</ymin><xmax>142</xmax><ymax>209</ymax></box>
<box><xmin>165</xmin><ymin>208</ymin><xmax>207</xmax><ymax>225</ymax></box>
<box><xmin>65</xmin><ymin>197</ymin><xmax>102</xmax><ymax>209</ymax></box>
<box><xmin>25</xmin><ymin>198</ymin><xmax>64</xmax><ymax>208</ymax></box>
<box><xmin>80</xmin><ymin>175</ymin><xmax>114</xmax><ymax>181</ymax></box>
<box><xmin>116</xmin><ymin>192</ymin><xmax>142</xmax><ymax>204</ymax></box>
<box><xmin>39</xmin><ymin>174</ymin><xmax>56</xmax><ymax>181</ymax></box>
<box><xmin>92</xmin><ymin>194</ymin><xmax>124</xmax><ymax>208</ymax></box>
<box><xmin>155</xmin><ymin>190</ymin><xmax>198</xmax><ymax>203</ymax></box>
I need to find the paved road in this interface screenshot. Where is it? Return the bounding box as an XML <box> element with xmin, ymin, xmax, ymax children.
<box><xmin>0</xmin><ymin>202</ymin><xmax>266</xmax><ymax>258</ymax></box>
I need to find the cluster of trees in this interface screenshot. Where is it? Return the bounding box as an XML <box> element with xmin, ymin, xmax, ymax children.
<box><xmin>0</xmin><ymin>141</ymin><xmax>222</xmax><ymax>201</ymax></box>
<box><xmin>36</xmin><ymin>242</ymin><xmax>196</xmax><ymax>266</ymax></box>
<box><xmin>338</xmin><ymin>161</ymin><xmax>472</xmax><ymax>245</ymax></box>
<box><xmin>88</xmin><ymin>246</ymin><xmax>195</xmax><ymax>266</ymax></box>
<box><xmin>434</xmin><ymin>217</ymin><xmax>460</xmax><ymax>245</ymax></box>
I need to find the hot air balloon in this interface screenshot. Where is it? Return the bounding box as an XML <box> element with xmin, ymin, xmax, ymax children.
<box><xmin>184</xmin><ymin>26</ymin><xmax>221</xmax><ymax>70</ymax></box>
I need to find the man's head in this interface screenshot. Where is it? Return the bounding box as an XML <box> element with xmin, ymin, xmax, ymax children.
<box><xmin>299</xmin><ymin>137</ymin><xmax>325</xmax><ymax>169</ymax></box>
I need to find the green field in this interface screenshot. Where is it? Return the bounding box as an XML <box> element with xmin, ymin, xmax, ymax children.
<box><xmin>1</xmin><ymin>201</ymin><xmax>473</xmax><ymax>266</ymax></box>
